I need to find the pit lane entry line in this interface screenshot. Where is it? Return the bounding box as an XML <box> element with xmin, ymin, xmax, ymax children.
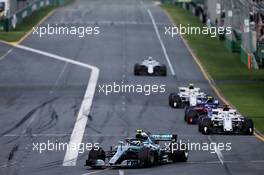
<box><xmin>13</xmin><ymin>44</ymin><xmax>100</xmax><ymax>166</ymax></box>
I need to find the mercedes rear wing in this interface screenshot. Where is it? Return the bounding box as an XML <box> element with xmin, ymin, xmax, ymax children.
<box><xmin>150</xmin><ymin>134</ymin><xmax>177</xmax><ymax>143</ymax></box>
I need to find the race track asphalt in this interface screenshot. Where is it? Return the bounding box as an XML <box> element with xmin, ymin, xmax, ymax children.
<box><xmin>0</xmin><ymin>0</ymin><xmax>263</xmax><ymax>175</ymax></box>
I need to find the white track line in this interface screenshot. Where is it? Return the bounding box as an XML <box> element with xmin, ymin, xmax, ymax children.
<box><xmin>119</xmin><ymin>170</ymin><xmax>125</xmax><ymax>175</ymax></box>
<box><xmin>50</xmin><ymin>62</ymin><xmax>68</xmax><ymax>93</ymax></box>
<box><xmin>147</xmin><ymin>9</ymin><xmax>175</xmax><ymax>76</ymax></box>
<box><xmin>3</xmin><ymin>134</ymin><xmax>128</xmax><ymax>137</ymax></box>
<box><xmin>187</xmin><ymin>160</ymin><xmax>264</xmax><ymax>164</ymax></box>
<box><xmin>208</xmin><ymin>136</ymin><xmax>225</xmax><ymax>165</ymax></box>
<box><xmin>81</xmin><ymin>169</ymin><xmax>109</xmax><ymax>175</ymax></box>
<box><xmin>14</xmin><ymin>44</ymin><xmax>100</xmax><ymax>166</ymax></box>
<box><xmin>0</xmin><ymin>48</ymin><xmax>13</xmax><ymax>61</ymax></box>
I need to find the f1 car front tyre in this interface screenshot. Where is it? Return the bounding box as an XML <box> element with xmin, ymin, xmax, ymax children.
<box><xmin>171</xmin><ymin>144</ymin><xmax>188</xmax><ymax>162</ymax></box>
<box><xmin>154</xmin><ymin>65</ymin><xmax>167</xmax><ymax>76</ymax></box>
<box><xmin>138</xmin><ymin>147</ymin><xmax>155</xmax><ymax>167</ymax></box>
<box><xmin>134</xmin><ymin>64</ymin><xmax>147</xmax><ymax>76</ymax></box>
<box><xmin>198</xmin><ymin>119</ymin><xmax>204</xmax><ymax>132</ymax></box>
<box><xmin>86</xmin><ymin>147</ymin><xmax>106</xmax><ymax>167</ymax></box>
<box><xmin>169</xmin><ymin>94</ymin><xmax>182</xmax><ymax>108</ymax></box>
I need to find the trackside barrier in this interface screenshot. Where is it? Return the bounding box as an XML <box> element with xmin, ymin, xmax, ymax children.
<box><xmin>54</xmin><ymin>0</ymin><xmax>73</xmax><ymax>6</ymax></box>
<box><xmin>241</xmin><ymin>46</ymin><xmax>253</xmax><ymax>69</ymax></box>
<box><xmin>161</xmin><ymin>0</ymin><xmax>173</xmax><ymax>4</ymax></box>
<box><xmin>0</xmin><ymin>19</ymin><xmax>5</xmax><ymax>31</ymax></box>
<box><xmin>248</xmin><ymin>53</ymin><xmax>251</xmax><ymax>70</ymax></box>
<box><xmin>2</xmin><ymin>0</ymin><xmax>73</xmax><ymax>32</ymax></box>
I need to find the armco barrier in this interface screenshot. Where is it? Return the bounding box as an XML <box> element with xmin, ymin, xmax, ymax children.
<box><xmin>3</xmin><ymin>0</ymin><xmax>73</xmax><ymax>32</ymax></box>
<box><xmin>55</xmin><ymin>0</ymin><xmax>73</xmax><ymax>6</ymax></box>
<box><xmin>161</xmin><ymin>0</ymin><xmax>173</xmax><ymax>4</ymax></box>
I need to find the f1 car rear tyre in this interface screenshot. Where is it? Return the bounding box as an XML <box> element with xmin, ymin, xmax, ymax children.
<box><xmin>243</xmin><ymin>118</ymin><xmax>254</xmax><ymax>135</ymax></box>
<box><xmin>134</xmin><ymin>64</ymin><xmax>147</xmax><ymax>75</ymax></box>
<box><xmin>169</xmin><ymin>93</ymin><xmax>176</xmax><ymax>106</ymax></box>
<box><xmin>160</xmin><ymin>65</ymin><xmax>167</xmax><ymax>76</ymax></box>
<box><xmin>184</xmin><ymin>114</ymin><xmax>187</xmax><ymax>122</ymax></box>
<box><xmin>86</xmin><ymin>147</ymin><xmax>106</xmax><ymax>167</ymax></box>
<box><xmin>134</xmin><ymin>64</ymin><xmax>140</xmax><ymax>75</ymax></box>
<box><xmin>171</xmin><ymin>143</ymin><xmax>188</xmax><ymax>162</ymax></box>
<box><xmin>198</xmin><ymin>120</ymin><xmax>203</xmax><ymax>132</ymax></box>
<box><xmin>201</xmin><ymin>118</ymin><xmax>212</xmax><ymax>135</ymax></box>
<box><xmin>186</xmin><ymin>110</ymin><xmax>197</xmax><ymax>124</ymax></box>
<box><xmin>154</xmin><ymin>65</ymin><xmax>167</xmax><ymax>76</ymax></box>
<box><xmin>171</xmin><ymin>95</ymin><xmax>182</xmax><ymax>108</ymax></box>
<box><xmin>138</xmin><ymin>147</ymin><xmax>155</xmax><ymax>167</ymax></box>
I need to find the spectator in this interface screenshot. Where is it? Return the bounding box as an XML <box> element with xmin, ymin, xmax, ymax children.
<box><xmin>259</xmin><ymin>27</ymin><xmax>264</xmax><ymax>42</ymax></box>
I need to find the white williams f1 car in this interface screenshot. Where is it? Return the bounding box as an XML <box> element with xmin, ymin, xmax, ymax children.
<box><xmin>169</xmin><ymin>84</ymin><xmax>206</xmax><ymax>108</ymax></box>
<box><xmin>199</xmin><ymin>105</ymin><xmax>254</xmax><ymax>135</ymax></box>
<box><xmin>134</xmin><ymin>57</ymin><xmax>167</xmax><ymax>76</ymax></box>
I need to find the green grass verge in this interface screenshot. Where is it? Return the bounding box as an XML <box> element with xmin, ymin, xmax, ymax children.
<box><xmin>0</xmin><ymin>6</ymin><xmax>55</xmax><ymax>42</ymax></box>
<box><xmin>161</xmin><ymin>4</ymin><xmax>264</xmax><ymax>133</ymax></box>
<box><xmin>219</xmin><ymin>84</ymin><xmax>264</xmax><ymax>133</ymax></box>
<box><xmin>161</xmin><ymin>4</ymin><xmax>264</xmax><ymax>81</ymax></box>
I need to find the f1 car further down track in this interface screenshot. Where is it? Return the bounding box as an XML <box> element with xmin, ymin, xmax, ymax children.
<box><xmin>86</xmin><ymin>130</ymin><xmax>188</xmax><ymax>168</ymax></box>
<box><xmin>169</xmin><ymin>84</ymin><xmax>206</xmax><ymax>108</ymax></box>
<box><xmin>184</xmin><ymin>95</ymin><xmax>219</xmax><ymax>124</ymax></box>
<box><xmin>134</xmin><ymin>57</ymin><xmax>167</xmax><ymax>76</ymax></box>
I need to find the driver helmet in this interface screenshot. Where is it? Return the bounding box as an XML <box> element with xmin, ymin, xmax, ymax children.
<box><xmin>207</xmin><ymin>95</ymin><xmax>214</xmax><ymax>103</ymax></box>
<box><xmin>147</xmin><ymin>56</ymin><xmax>153</xmax><ymax>61</ymax></box>
<box><xmin>189</xmin><ymin>83</ymin><xmax>194</xmax><ymax>89</ymax></box>
<box><xmin>223</xmin><ymin>104</ymin><xmax>230</xmax><ymax>111</ymax></box>
<box><xmin>135</xmin><ymin>129</ymin><xmax>149</xmax><ymax>141</ymax></box>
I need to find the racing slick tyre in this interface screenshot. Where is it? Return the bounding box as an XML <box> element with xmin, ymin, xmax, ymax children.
<box><xmin>171</xmin><ymin>143</ymin><xmax>188</xmax><ymax>162</ymax></box>
<box><xmin>184</xmin><ymin>106</ymin><xmax>193</xmax><ymax>121</ymax></box>
<box><xmin>169</xmin><ymin>93</ymin><xmax>177</xmax><ymax>106</ymax></box>
<box><xmin>160</xmin><ymin>65</ymin><xmax>167</xmax><ymax>76</ymax></box>
<box><xmin>134</xmin><ymin>64</ymin><xmax>147</xmax><ymax>75</ymax></box>
<box><xmin>170</xmin><ymin>95</ymin><xmax>182</xmax><ymax>108</ymax></box>
<box><xmin>198</xmin><ymin>120</ymin><xmax>203</xmax><ymax>132</ymax></box>
<box><xmin>154</xmin><ymin>65</ymin><xmax>167</xmax><ymax>76</ymax></box>
<box><xmin>201</xmin><ymin>118</ymin><xmax>212</xmax><ymax>135</ymax></box>
<box><xmin>243</xmin><ymin>118</ymin><xmax>254</xmax><ymax>135</ymax></box>
<box><xmin>186</xmin><ymin>110</ymin><xmax>197</xmax><ymax>124</ymax></box>
<box><xmin>138</xmin><ymin>147</ymin><xmax>155</xmax><ymax>168</ymax></box>
<box><xmin>134</xmin><ymin>64</ymin><xmax>140</xmax><ymax>75</ymax></box>
<box><xmin>86</xmin><ymin>147</ymin><xmax>106</xmax><ymax>167</ymax></box>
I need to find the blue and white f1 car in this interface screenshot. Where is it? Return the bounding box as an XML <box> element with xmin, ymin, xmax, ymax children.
<box><xmin>198</xmin><ymin>105</ymin><xmax>254</xmax><ymax>135</ymax></box>
<box><xmin>184</xmin><ymin>95</ymin><xmax>219</xmax><ymax>124</ymax></box>
<box><xmin>169</xmin><ymin>84</ymin><xmax>206</xmax><ymax>108</ymax></box>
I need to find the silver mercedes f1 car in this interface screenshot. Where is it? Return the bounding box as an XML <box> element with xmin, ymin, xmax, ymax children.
<box><xmin>86</xmin><ymin>130</ymin><xmax>188</xmax><ymax>168</ymax></box>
